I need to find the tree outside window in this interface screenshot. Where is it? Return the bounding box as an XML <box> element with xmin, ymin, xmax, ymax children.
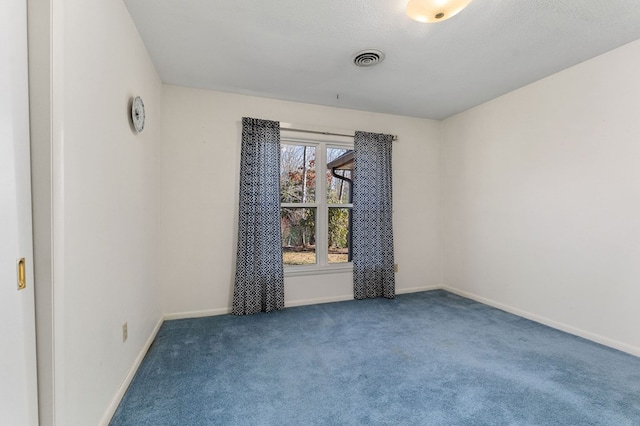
<box><xmin>280</xmin><ymin>141</ymin><xmax>353</xmax><ymax>268</ymax></box>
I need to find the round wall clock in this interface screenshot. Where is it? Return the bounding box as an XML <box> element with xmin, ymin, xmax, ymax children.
<box><xmin>131</xmin><ymin>96</ymin><xmax>145</xmax><ymax>133</ymax></box>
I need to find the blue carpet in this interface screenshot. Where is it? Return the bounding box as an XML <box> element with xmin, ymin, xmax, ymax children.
<box><xmin>110</xmin><ymin>290</ymin><xmax>640</xmax><ymax>425</ymax></box>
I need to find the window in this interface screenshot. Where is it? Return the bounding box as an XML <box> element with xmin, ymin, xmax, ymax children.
<box><xmin>280</xmin><ymin>140</ymin><xmax>353</xmax><ymax>272</ymax></box>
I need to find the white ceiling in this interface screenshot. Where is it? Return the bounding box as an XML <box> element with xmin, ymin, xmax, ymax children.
<box><xmin>123</xmin><ymin>0</ymin><xmax>640</xmax><ymax>120</ymax></box>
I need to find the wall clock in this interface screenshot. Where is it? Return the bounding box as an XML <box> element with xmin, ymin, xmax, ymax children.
<box><xmin>131</xmin><ymin>96</ymin><xmax>145</xmax><ymax>133</ymax></box>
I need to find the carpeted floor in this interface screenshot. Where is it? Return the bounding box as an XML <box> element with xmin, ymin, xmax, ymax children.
<box><xmin>110</xmin><ymin>290</ymin><xmax>640</xmax><ymax>425</ymax></box>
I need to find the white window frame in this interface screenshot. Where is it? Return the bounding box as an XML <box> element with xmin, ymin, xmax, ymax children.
<box><xmin>281</xmin><ymin>137</ymin><xmax>354</xmax><ymax>276</ymax></box>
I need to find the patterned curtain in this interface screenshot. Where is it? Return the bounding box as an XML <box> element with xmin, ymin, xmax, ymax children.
<box><xmin>232</xmin><ymin>117</ymin><xmax>285</xmax><ymax>315</ymax></box>
<box><xmin>352</xmin><ymin>131</ymin><xmax>395</xmax><ymax>299</ymax></box>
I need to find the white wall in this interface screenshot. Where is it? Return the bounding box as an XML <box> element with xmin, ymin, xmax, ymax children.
<box><xmin>442</xmin><ymin>39</ymin><xmax>640</xmax><ymax>355</ymax></box>
<box><xmin>50</xmin><ymin>0</ymin><xmax>164</xmax><ymax>424</ymax></box>
<box><xmin>160</xmin><ymin>86</ymin><xmax>442</xmax><ymax>316</ymax></box>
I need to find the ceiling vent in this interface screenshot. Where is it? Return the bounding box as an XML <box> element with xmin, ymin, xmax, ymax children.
<box><xmin>353</xmin><ymin>49</ymin><xmax>385</xmax><ymax>67</ymax></box>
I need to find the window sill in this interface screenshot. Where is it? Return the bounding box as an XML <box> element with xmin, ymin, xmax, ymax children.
<box><xmin>284</xmin><ymin>263</ymin><xmax>353</xmax><ymax>277</ymax></box>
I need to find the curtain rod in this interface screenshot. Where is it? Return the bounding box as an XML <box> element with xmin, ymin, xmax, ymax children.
<box><xmin>281</xmin><ymin>126</ymin><xmax>398</xmax><ymax>141</ymax></box>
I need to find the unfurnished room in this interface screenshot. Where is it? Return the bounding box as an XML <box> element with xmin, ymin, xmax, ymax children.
<box><xmin>2</xmin><ymin>0</ymin><xmax>640</xmax><ymax>425</ymax></box>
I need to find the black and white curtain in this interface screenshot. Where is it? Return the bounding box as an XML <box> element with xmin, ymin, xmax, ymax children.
<box><xmin>352</xmin><ymin>131</ymin><xmax>395</xmax><ymax>299</ymax></box>
<box><xmin>232</xmin><ymin>117</ymin><xmax>285</xmax><ymax>315</ymax></box>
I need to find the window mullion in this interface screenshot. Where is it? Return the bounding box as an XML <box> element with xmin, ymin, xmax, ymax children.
<box><xmin>281</xmin><ymin>203</ymin><xmax>317</xmax><ymax>208</ymax></box>
<box><xmin>316</xmin><ymin>142</ymin><xmax>328</xmax><ymax>266</ymax></box>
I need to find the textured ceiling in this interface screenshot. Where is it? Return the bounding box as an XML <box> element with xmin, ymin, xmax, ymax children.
<box><xmin>123</xmin><ymin>0</ymin><xmax>640</xmax><ymax>120</ymax></box>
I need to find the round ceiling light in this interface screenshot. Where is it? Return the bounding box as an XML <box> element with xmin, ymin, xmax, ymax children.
<box><xmin>353</xmin><ymin>49</ymin><xmax>386</xmax><ymax>67</ymax></box>
<box><xmin>406</xmin><ymin>0</ymin><xmax>474</xmax><ymax>23</ymax></box>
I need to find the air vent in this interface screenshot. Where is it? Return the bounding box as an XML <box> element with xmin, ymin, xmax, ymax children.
<box><xmin>353</xmin><ymin>49</ymin><xmax>385</xmax><ymax>67</ymax></box>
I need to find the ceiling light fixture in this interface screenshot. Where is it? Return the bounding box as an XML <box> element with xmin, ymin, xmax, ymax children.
<box><xmin>406</xmin><ymin>0</ymin><xmax>474</xmax><ymax>23</ymax></box>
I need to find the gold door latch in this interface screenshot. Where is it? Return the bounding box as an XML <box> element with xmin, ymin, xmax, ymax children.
<box><xmin>17</xmin><ymin>258</ymin><xmax>26</xmax><ymax>290</ymax></box>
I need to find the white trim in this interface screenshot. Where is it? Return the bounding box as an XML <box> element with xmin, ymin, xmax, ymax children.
<box><xmin>286</xmin><ymin>285</ymin><xmax>445</xmax><ymax>306</ymax></box>
<box><xmin>164</xmin><ymin>307</ymin><xmax>232</xmax><ymax>320</ymax></box>
<box><xmin>280</xmin><ymin>136</ymin><xmax>355</xmax><ymax>148</ymax></box>
<box><xmin>281</xmin><ymin>136</ymin><xmax>353</xmax><ymax>147</ymax></box>
<box><xmin>285</xmin><ymin>294</ymin><xmax>354</xmax><ymax>308</ymax></box>
<box><xmin>316</xmin><ymin>143</ymin><xmax>329</xmax><ymax>265</ymax></box>
<box><xmin>165</xmin><ymin>285</ymin><xmax>445</xmax><ymax>318</ymax></box>
<box><xmin>99</xmin><ymin>316</ymin><xmax>164</xmax><ymax>426</ymax></box>
<box><xmin>442</xmin><ymin>286</ymin><xmax>640</xmax><ymax>358</ymax></box>
<box><xmin>162</xmin><ymin>295</ymin><xmax>355</xmax><ymax>319</ymax></box>
<box><xmin>285</xmin><ymin>264</ymin><xmax>353</xmax><ymax>277</ymax></box>
<box><xmin>396</xmin><ymin>284</ymin><xmax>443</xmax><ymax>295</ymax></box>
<box><xmin>281</xmin><ymin>202</ymin><xmax>317</xmax><ymax>208</ymax></box>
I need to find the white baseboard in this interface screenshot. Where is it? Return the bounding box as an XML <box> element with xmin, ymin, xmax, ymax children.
<box><xmin>165</xmin><ymin>296</ymin><xmax>355</xmax><ymax>319</ymax></box>
<box><xmin>166</xmin><ymin>285</ymin><xmax>445</xmax><ymax>319</ymax></box>
<box><xmin>99</xmin><ymin>316</ymin><xmax>164</xmax><ymax>426</ymax></box>
<box><xmin>442</xmin><ymin>286</ymin><xmax>640</xmax><ymax>358</ymax></box>
<box><xmin>164</xmin><ymin>307</ymin><xmax>231</xmax><ymax>320</ymax></box>
<box><xmin>285</xmin><ymin>284</ymin><xmax>443</xmax><ymax>308</ymax></box>
<box><xmin>396</xmin><ymin>284</ymin><xmax>442</xmax><ymax>295</ymax></box>
<box><xmin>285</xmin><ymin>294</ymin><xmax>354</xmax><ymax>308</ymax></box>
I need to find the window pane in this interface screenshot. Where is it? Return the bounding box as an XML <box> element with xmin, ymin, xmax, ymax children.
<box><xmin>328</xmin><ymin>207</ymin><xmax>351</xmax><ymax>264</ymax></box>
<box><xmin>326</xmin><ymin>148</ymin><xmax>353</xmax><ymax>204</ymax></box>
<box><xmin>280</xmin><ymin>144</ymin><xmax>316</xmax><ymax>203</ymax></box>
<box><xmin>281</xmin><ymin>207</ymin><xmax>316</xmax><ymax>265</ymax></box>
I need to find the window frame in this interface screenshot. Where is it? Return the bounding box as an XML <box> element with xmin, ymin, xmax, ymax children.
<box><xmin>280</xmin><ymin>137</ymin><xmax>354</xmax><ymax>276</ymax></box>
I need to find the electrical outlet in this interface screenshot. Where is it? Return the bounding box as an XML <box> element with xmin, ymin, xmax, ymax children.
<box><xmin>394</xmin><ymin>264</ymin><xmax>398</xmax><ymax>273</ymax></box>
<box><xmin>122</xmin><ymin>322</ymin><xmax>128</xmax><ymax>342</ymax></box>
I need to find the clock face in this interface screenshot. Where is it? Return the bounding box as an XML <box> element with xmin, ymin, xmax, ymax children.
<box><xmin>131</xmin><ymin>96</ymin><xmax>145</xmax><ymax>133</ymax></box>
